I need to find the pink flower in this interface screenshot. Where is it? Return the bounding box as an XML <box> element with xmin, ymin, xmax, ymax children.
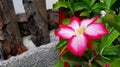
<box><xmin>55</xmin><ymin>16</ymin><xmax>108</xmax><ymax>56</ymax></box>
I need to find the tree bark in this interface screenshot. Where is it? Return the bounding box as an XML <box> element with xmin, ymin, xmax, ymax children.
<box><xmin>23</xmin><ymin>0</ymin><xmax>50</xmax><ymax>46</ymax></box>
<box><xmin>0</xmin><ymin>0</ymin><xmax>27</xmax><ymax>59</ymax></box>
<box><xmin>1</xmin><ymin>0</ymin><xmax>23</xmax><ymax>45</ymax></box>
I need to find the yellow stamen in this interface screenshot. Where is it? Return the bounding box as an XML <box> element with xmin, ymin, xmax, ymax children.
<box><xmin>76</xmin><ymin>26</ymin><xmax>86</xmax><ymax>35</ymax></box>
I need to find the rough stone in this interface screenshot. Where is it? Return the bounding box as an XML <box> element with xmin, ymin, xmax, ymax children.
<box><xmin>0</xmin><ymin>43</ymin><xmax>59</xmax><ymax>67</ymax></box>
<box><xmin>0</xmin><ymin>29</ymin><xmax>59</xmax><ymax>67</ymax></box>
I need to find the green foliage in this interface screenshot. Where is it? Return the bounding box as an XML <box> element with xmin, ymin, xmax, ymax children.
<box><xmin>69</xmin><ymin>63</ymin><xmax>76</xmax><ymax>67</ymax></box>
<box><xmin>104</xmin><ymin>0</ymin><xmax>117</xmax><ymax>8</ymax></box>
<box><xmin>102</xmin><ymin>13</ymin><xmax>120</xmax><ymax>32</ymax></box>
<box><xmin>54</xmin><ymin>60</ymin><xmax>64</xmax><ymax>67</ymax></box>
<box><xmin>83</xmin><ymin>0</ymin><xmax>91</xmax><ymax>6</ymax></box>
<box><xmin>91</xmin><ymin>3</ymin><xmax>108</xmax><ymax>12</ymax></box>
<box><xmin>89</xmin><ymin>0</ymin><xmax>96</xmax><ymax>7</ymax></box>
<box><xmin>61</xmin><ymin>51</ymin><xmax>89</xmax><ymax>67</ymax></box>
<box><xmin>110</xmin><ymin>58</ymin><xmax>120</xmax><ymax>67</ymax></box>
<box><xmin>80</xmin><ymin>10</ymin><xmax>89</xmax><ymax>17</ymax></box>
<box><xmin>111</xmin><ymin>0</ymin><xmax>120</xmax><ymax>14</ymax></box>
<box><xmin>72</xmin><ymin>1</ymin><xmax>87</xmax><ymax>12</ymax></box>
<box><xmin>101</xmin><ymin>30</ymin><xmax>120</xmax><ymax>48</ymax></box>
<box><xmin>62</xmin><ymin>18</ymin><xmax>70</xmax><ymax>25</ymax></box>
<box><xmin>55</xmin><ymin>40</ymin><xmax>68</xmax><ymax>50</ymax></box>
<box><xmin>53</xmin><ymin>1</ymin><xmax>68</xmax><ymax>9</ymax></box>
<box><xmin>103</xmin><ymin>46</ymin><xmax>120</xmax><ymax>56</ymax></box>
<box><xmin>53</xmin><ymin>0</ymin><xmax>120</xmax><ymax>67</ymax></box>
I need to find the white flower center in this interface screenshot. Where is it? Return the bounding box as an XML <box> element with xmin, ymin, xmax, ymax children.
<box><xmin>76</xmin><ymin>26</ymin><xmax>86</xmax><ymax>35</ymax></box>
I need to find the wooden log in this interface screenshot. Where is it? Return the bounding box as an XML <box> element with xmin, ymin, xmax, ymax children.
<box><xmin>23</xmin><ymin>0</ymin><xmax>50</xmax><ymax>46</ymax></box>
<box><xmin>47</xmin><ymin>9</ymin><xmax>58</xmax><ymax>30</ymax></box>
<box><xmin>0</xmin><ymin>0</ymin><xmax>27</xmax><ymax>59</ymax></box>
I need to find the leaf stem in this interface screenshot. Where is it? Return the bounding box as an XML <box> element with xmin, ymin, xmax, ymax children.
<box><xmin>88</xmin><ymin>57</ymin><xmax>94</xmax><ymax>67</ymax></box>
<box><xmin>100</xmin><ymin>46</ymin><xmax>111</xmax><ymax>60</ymax></box>
<box><xmin>68</xmin><ymin>0</ymin><xmax>74</xmax><ymax>15</ymax></box>
<box><xmin>59</xmin><ymin>46</ymin><xmax>67</xmax><ymax>56</ymax></box>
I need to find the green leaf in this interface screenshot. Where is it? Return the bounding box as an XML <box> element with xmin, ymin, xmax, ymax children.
<box><xmin>69</xmin><ymin>0</ymin><xmax>76</xmax><ymax>4</ymax></box>
<box><xmin>83</xmin><ymin>0</ymin><xmax>91</xmax><ymax>6</ymax></box>
<box><xmin>54</xmin><ymin>60</ymin><xmax>64</xmax><ymax>67</ymax></box>
<box><xmin>61</xmin><ymin>51</ymin><xmax>89</xmax><ymax>66</ymax></box>
<box><xmin>103</xmin><ymin>46</ymin><xmax>120</xmax><ymax>56</ymax></box>
<box><xmin>104</xmin><ymin>0</ymin><xmax>117</xmax><ymax>8</ymax></box>
<box><xmin>91</xmin><ymin>3</ymin><xmax>108</xmax><ymax>11</ymax></box>
<box><xmin>89</xmin><ymin>0</ymin><xmax>96</xmax><ymax>7</ymax></box>
<box><xmin>80</xmin><ymin>10</ymin><xmax>89</xmax><ymax>17</ymax></box>
<box><xmin>95</xmin><ymin>54</ymin><xmax>120</xmax><ymax>64</ymax></box>
<box><xmin>92</xmin><ymin>9</ymin><xmax>102</xmax><ymax>16</ymax></box>
<box><xmin>111</xmin><ymin>0</ymin><xmax>120</xmax><ymax>10</ymax></box>
<box><xmin>69</xmin><ymin>63</ymin><xmax>76</xmax><ymax>67</ymax></box>
<box><xmin>101</xmin><ymin>30</ymin><xmax>119</xmax><ymax>48</ymax></box>
<box><xmin>53</xmin><ymin>1</ymin><xmax>68</xmax><ymax>9</ymax></box>
<box><xmin>111</xmin><ymin>23</ymin><xmax>120</xmax><ymax>33</ymax></box>
<box><xmin>110</xmin><ymin>58</ymin><xmax>120</xmax><ymax>67</ymax></box>
<box><xmin>62</xmin><ymin>18</ymin><xmax>70</xmax><ymax>25</ymax></box>
<box><xmin>92</xmin><ymin>40</ymin><xmax>101</xmax><ymax>52</ymax></box>
<box><xmin>72</xmin><ymin>2</ymin><xmax>87</xmax><ymax>12</ymax></box>
<box><xmin>107</xmin><ymin>15</ymin><xmax>120</xmax><ymax>30</ymax></box>
<box><xmin>102</xmin><ymin>13</ymin><xmax>115</xmax><ymax>23</ymax></box>
<box><xmin>95</xmin><ymin>55</ymin><xmax>111</xmax><ymax>64</ymax></box>
<box><xmin>102</xmin><ymin>14</ymin><xmax>120</xmax><ymax>32</ymax></box>
<box><xmin>95</xmin><ymin>60</ymin><xmax>106</xmax><ymax>67</ymax></box>
<box><xmin>55</xmin><ymin>40</ymin><xmax>68</xmax><ymax>50</ymax></box>
<box><xmin>113</xmin><ymin>15</ymin><xmax>120</xmax><ymax>26</ymax></box>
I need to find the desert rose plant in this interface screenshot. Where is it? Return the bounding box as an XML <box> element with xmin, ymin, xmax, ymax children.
<box><xmin>53</xmin><ymin>0</ymin><xmax>120</xmax><ymax>67</ymax></box>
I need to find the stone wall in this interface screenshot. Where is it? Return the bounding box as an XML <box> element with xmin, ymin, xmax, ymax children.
<box><xmin>0</xmin><ymin>43</ymin><xmax>59</xmax><ymax>67</ymax></box>
<box><xmin>0</xmin><ymin>30</ymin><xmax>59</xmax><ymax>67</ymax></box>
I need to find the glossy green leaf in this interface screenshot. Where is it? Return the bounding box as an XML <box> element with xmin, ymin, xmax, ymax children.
<box><xmin>104</xmin><ymin>0</ymin><xmax>117</xmax><ymax>8</ymax></box>
<box><xmin>83</xmin><ymin>0</ymin><xmax>91</xmax><ymax>6</ymax></box>
<box><xmin>92</xmin><ymin>9</ymin><xmax>102</xmax><ymax>16</ymax></box>
<box><xmin>95</xmin><ymin>55</ymin><xmax>120</xmax><ymax>67</ymax></box>
<box><xmin>72</xmin><ymin>2</ymin><xmax>87</xmax><ymax>12</ymax></box>
<box><xmin>55</xmin><ymin>40</ymin><xmax>68</xmax><ymax>50</ymax></box>
<box><xmin>95</xmin><ymin>60</ymin><xmax>106</xmax><ymax>67</ymax></box>
<box><xmin>69</xmin><ymin>0</ymin><xmax>76</xmax><ymax>4</ymax></box>
<box><xmin>80</xmin><ymin>10</ymin><xmax>89</xmax><ymax>17</ymax></box>
<box><xmin>53</xmin><ymin>1</ymin><xmax>68</xmax><ymax>9</ymax></box>
<box><xmin>62</xmin><ymin>18</ymin><xmax>70</xmax><ymax>25</ymax></box>
<box><xmin>102</xmin><ymin>13</ymin><xmax>115</xmax><ymax>23</ymax></box>
<box><xmin>103</xmin><ymin>46</ymin><xmax>120</xmax><ymax>56</ymax></box>
<box><xmin>109</xmin><ymin>15</ymin><xmax>120</xmax><ymax>32</ymax></box>
<box><xmin>113</xmin><ymin>15</ymin><xmax>120</xmax><ymax>26</ymax></box>
<box><xmin>91</xmin><ymin>3</ymin><xmax>108</xmax><ymax>11</ymax></box>
<box><xmin>61</xmin><ymin>52</ymin><xmax>89</xmax><ymax>66</ymax></box>
<box><xmin>110</xmin><ymin>58</ymin><xmax>120</xmax><ymax>67</ymax></box>
<box><xmin>69</xmin><ymin>63</ymin><xmax>76</xmax><ymax>67</ymax></box>
<box><xmin>111</xmin><ymin>23</ymin><xmax>120</xmax><ymax>33</ymax></box>
<box><xmin>89</xmin><ymin>0</ymin><xmax>96</xmax><ymax>7</ymax></box>
<box><xmin>54</xmin><ymin>60</ymin><xmax>64</xmax><ymax>67</ymax></box>
<box><xmin>95</xmin><ymin>55</ymin><xmax>112</xmax><ymax>64</ymax></box>
<box><xmin>111</xmin><ymin>0</ymin><xmax>120</xmax><ymax>10</ymax></box>
<box><xmin>103</xmin><ymin>14</ymin><xmax>120</xmax><ymax>32</ymax></box>
<box><xmin>92</xmin><ymin>40</ymin><xmax>101</xmax><ymax>52</ymax></box>
<box><xmin>101</xmin><ymin>30</ymin><xmax>119</xmax><ymax>48</ymax></box>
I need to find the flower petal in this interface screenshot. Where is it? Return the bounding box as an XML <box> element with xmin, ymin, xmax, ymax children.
<box><xmin>55</xmin><ymin>25</ymin><xmax>75</xmax><ymax>39</ymax></box>
<box><xmin>67</xmin><ymin>34</ymin><xmax>87</xmax><ymax>56</ymax></box>
<box><xmin>80</xmin><ymin>16</ymin><xmax>99</xmax><ymax>27</ymax></box>
<box><xmin>85</xmin><ymin>23</ymin><xmax>108</xmax><ymax>39</ymax></box>
<box><xmin>68</xmin><ymin>16</ymin><xmax>80</xmax><ymax>31</ymax></box>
